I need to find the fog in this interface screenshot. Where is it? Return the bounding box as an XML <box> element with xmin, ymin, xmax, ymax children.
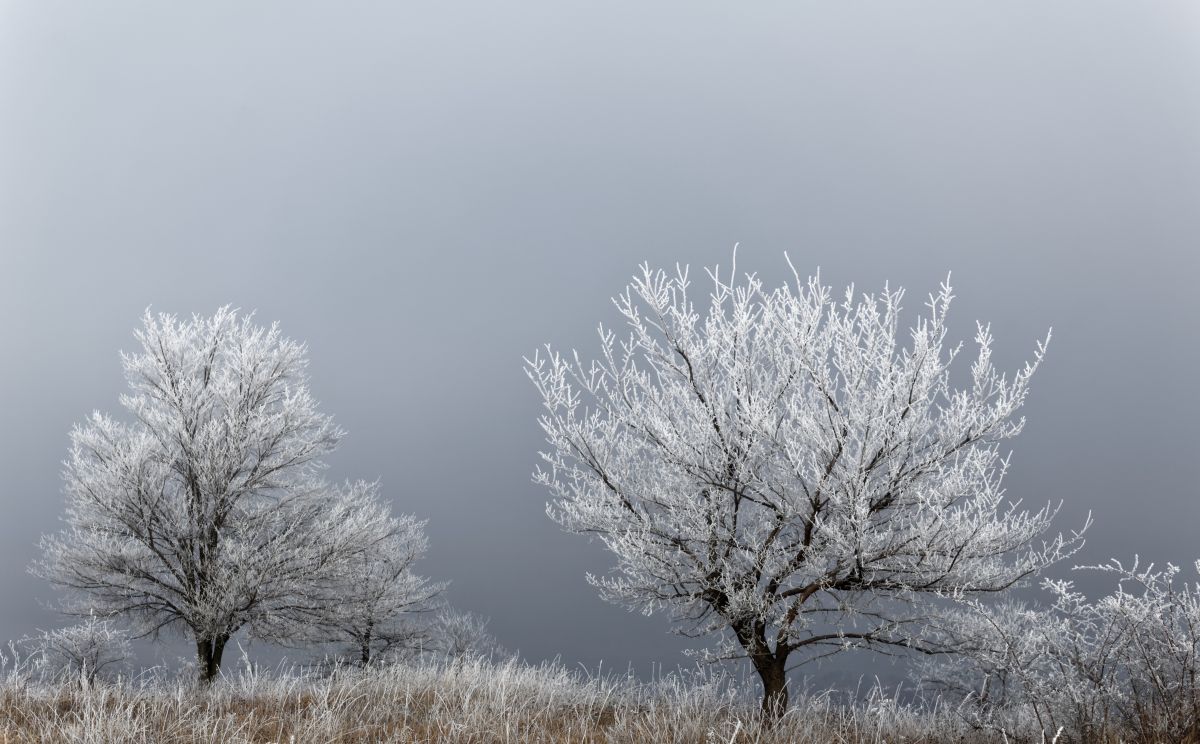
<box><xmin>2</xmin><ymin>2</ymin><xmax>1197</xmax><ymax>687</ymax></box>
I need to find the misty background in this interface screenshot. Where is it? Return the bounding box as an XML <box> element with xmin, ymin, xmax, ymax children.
<box><xmin>1</xmin><ymin>2</ymin><xmax>1198</xmax><ymax>687</ymax></box>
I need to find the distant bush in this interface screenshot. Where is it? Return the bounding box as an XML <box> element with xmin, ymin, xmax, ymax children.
<box><xmin>918</xmin><ymin>558</ymin><xmax>1200</xmax><ymax>743</ymax></box>
<box><xmin>26</xmin><ymin>616</ymin><xmax>131</xmax><ymax>688</ymax></box>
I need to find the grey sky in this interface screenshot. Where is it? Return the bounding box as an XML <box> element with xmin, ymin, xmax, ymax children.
<box><xmin>1</xmin><ymin>2</ymin><xmax>1198</xmax><ymax>685</ymax></box>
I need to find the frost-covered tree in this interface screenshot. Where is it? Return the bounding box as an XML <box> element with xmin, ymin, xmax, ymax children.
<box><xmin>35</xmin><ymin>308</ymin><xmax>402</xmax><ymax>683</ymax></box>
<box><xmin>526</xmin><ymin>258</ymin><xmax>1086</xmax><ymax>715</ymax></box>
<box><xmin>29</xmin><ymin>615</ymin><xmax>131</xmax><ymax>687</ymax></box>
<box><xmin>312</xmin><ymin>504</ymin><xmax>447</xmax><ymax>666</ymax></box>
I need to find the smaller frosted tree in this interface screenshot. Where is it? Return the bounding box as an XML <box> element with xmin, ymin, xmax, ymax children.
<box><xmin>311</xmin><ymin>495</ymin><xmax>447</xmax><ymax>666</ymax></box>
<box><xmin>526</xmin><ymin>258</ymin><xmax>1087</xmax><ymax>716</ymax></box>
<box><xmin>30</xmin><ymin>616</ymin><xmax>131</xmax><ymax>687</ymax></box>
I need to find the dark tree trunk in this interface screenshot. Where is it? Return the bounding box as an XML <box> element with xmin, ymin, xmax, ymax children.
<box><xmin>732</xmin><ymin>618</ymin><xmax>791</xmax><ymax>721</ymax></box>
<box><xmin>752</xmin><ymin>653</ymin><xmax>789</xmax><ymax>720</ymax></box>
<box><xmin>196</xmin><ymin>634</ymin><xmax>228</xmax><ymax>685</ymax></box>
<box><xmin>361</xmin><ymin>625</ymin><xmax>374</xmax><ymax>666</ymax></box>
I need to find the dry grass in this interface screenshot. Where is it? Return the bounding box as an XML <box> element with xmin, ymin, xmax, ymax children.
<box><xmin>0</xmin><ymin>656</ymin><xmax>990</xmax><ymax>744</ymax></box>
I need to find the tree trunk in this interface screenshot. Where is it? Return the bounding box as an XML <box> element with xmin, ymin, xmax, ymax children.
<box><xmin>196</xmin><ymin>634</ymin><xmax>228</xmax><ymax>685</ymax></box>
<box><xmin>732</xmin><ymin>618</ymin><xmax>791</xmax><ymax>721</ymax></box>
<box><xmin>752</xmin><ymin>653</ymin><xmax>790</xmax><ymax>720</ymax></box>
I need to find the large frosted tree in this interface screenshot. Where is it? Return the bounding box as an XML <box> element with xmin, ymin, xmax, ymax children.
<box><xmin>526</xmin><ymin>258</ymin><xmax>1087</xmax><ymax>715</ymax></box>
<box><xmin>36</xmin><ymin>308</ymin><xmax>406</xmax><ymax>683</ymax></box>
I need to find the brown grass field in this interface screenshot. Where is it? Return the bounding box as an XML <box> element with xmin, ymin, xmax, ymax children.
<box><xmin>0</xmin><ymin>656</ymin><xmax>1004</xmax><ymax>744</ymax></box>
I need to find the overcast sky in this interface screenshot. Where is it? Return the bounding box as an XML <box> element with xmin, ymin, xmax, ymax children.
<box><xmin>1</xmin><ymin>2</ymin><xmax>1198</xmax><ymax>686</ymax></box>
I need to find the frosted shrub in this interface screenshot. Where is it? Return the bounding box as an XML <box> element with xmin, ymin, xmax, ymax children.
<box><xmin>920</xmin><ymin>558</ymin><xmax>1200</xmax><ymax>742</ymax></box>
<box><xmin>29</xmin><ymin>616</ymin><xmax>131</xmax><ymax>687</ymax></box>
<box><xmin>428</xmin><ymin>609</ymin><xmax>503</xmax><ymax>661</ymax></box>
